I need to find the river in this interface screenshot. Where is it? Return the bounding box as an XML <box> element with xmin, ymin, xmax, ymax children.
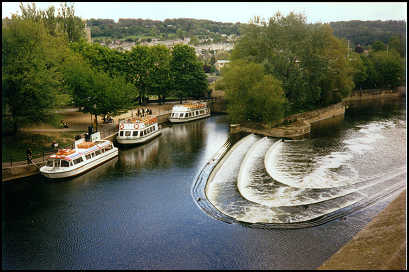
<box><xmin>2</xmin><ymin>97</ymin><xmax>406</xmax><ymax>269</ymax></box>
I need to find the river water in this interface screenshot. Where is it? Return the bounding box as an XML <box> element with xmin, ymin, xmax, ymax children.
<box><xmin>2</xmin><ymin>97</ymin><xmax>406</xmax><ymax>269</ymax></box>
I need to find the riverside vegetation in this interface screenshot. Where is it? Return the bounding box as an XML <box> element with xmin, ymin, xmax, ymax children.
<box><xmin>2</xmin><ymin>3</ymin><xmax>405</xmax><ymax>160</ymax></box>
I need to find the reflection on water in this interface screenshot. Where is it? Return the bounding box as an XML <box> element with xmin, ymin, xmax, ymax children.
<box><xmin>205</xmin><ymin>98</ymin><xmax>406</xmax><ymax>225</ymax></box>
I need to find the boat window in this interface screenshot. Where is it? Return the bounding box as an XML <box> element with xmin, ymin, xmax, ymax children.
<box><xmin>54</xmin><ymin>159</ymin><xmax>61</xmax><ymax>167</ymax></box>
<box><xmin>46</xmin><ymin>160</ymin><xmax>54</xmax><ymax>167</ymax></box>
<box><xmin>61</xmin><ymin>160</ymin><xmax>70</xmax><ymax>167</ymax></box>
<box><xmin>133</xmin><ymin>131</ymin><xmax>138</xmax><ymax>136</ymax></box>
<box><xmin>95</xmin><ymin>150</ymin><xmax>101</xmax><ymax>156</ymax></box>
<box><xmin>70</xmin><ymin>161</ymin><xmax>73</xmax><ymax>167</ymax></box>
<box><xmin>196</xmin><ymin>111</ymin><xmax>199</xmax><ymax>115</ymax></box>
<box><xmin>101</xmin><ymin>148</ymin><xmax>105</xmax><ymax>153</ymax></box>
<box><xmin>120</xmin><ymin>131</ymin><xmax>124</xmax><ymax>136</ymax></box>
<box><xmin>86</xmin><ymin>154</ymin><xmax>91</xmax><ymax>160</ymax></box>
<box><xmin>91</xmin><ymin>152</ymin><xmax>95</xmax><ymax>158</ymax></box>
<box><xmin>125</xmin><ymin>131</ymin><xmax>131</xmax><ymax>136</ymax></box>
<box><xmin>74</xmin><ymin>157</ymin><xmax>83</xmax><ymax>164</ymax></box>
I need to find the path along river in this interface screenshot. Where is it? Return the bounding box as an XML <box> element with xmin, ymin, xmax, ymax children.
<box><xmin>2</xmin><ymin>97</ymin><xmax>406</xmax><ymax>269</ymax></box>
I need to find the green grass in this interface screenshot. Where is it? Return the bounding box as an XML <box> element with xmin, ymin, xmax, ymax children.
<box><xmin>2</xmin><ymin>131</ymin><xmax>79</xmax><ymax>163</ymax></box>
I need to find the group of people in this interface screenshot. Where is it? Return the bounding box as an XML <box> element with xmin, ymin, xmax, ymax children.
<box><xmin>103</xmin><ymin>114</ymin><xmax>113</xmax><ymax>123</ymax></box>
<box><xmin>59</xmin><ymin>120</ymin><xmax>69</xmax><ymax>128</ymax></box>
<box><xmin>134</xmin><ymin>108</ymin><xmax>152</xmax><ymax>117</ymax></box>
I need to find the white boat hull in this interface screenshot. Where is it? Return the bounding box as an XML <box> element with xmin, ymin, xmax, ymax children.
<box><xmin>169</xmin><ymin>113</ymin><xmax>210</xmax><ymax>123</ymax></box>
<box><xmin>117</xmin><ymin>130</ymin><xmax>161</xmax><ymax>145</ymax></box>
<box><xmin>40</xmin><ymin>149</ymin><xmax>118</xmax><ymax>179</ymax></box>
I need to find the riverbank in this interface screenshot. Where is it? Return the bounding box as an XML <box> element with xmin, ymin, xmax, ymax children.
<box><xmin>2</xmin><ymin>103</ymin><xmax>175</xmax><ymax>182</ymax></box>
<box><xmin>318</xmin><ymin>189</ymin><xmax>406</xmax><ymax>270</ymax></box>
<box><xmin>232</xmin><ymin>88</ymin><xmax>404</xmax><ymax>139</ymax></box>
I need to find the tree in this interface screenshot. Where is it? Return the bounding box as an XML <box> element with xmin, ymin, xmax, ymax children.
<box><xmin>149</xmin><ymin>45</ymin><xmax>172</xmax><ymax>104</ymax></box>
<box><xmin>127</xmin><ymin>45</ymin><xmax>154</xmax><ymax>105</ymax></box>
<box><xmin>369</xmin><ymin>50</ymin><xmax>402</xmax><ymax>89</ymax></box>
<box><xmin>2</xmin><ymin>16</ymin><xmax>68</xmax><ymax>134</ymax></box>
<box><xmin>222</xmin><ymin>60</ymin><xmax>287</xmax><ymax>125</ymax></box>
<box><xmin>62</xmin><ymin>54</ymin><xmax>136</xmax><ymax>130</ymax></box>
<box><xmin>231</xmin><ymin>13</ymin><xmax>354</xmax><ymax>114</ymax></box>
<box><xmin>388</xmin><ymin>35</ymin><xmax>405</xmax><ymax>57</ymax></box>
<box><xmin>372</xmin><ymin>40</ymin><xmax>386</xmax><ymax>52</ymax></box>
<box><xmin>350</xmin><ymin>53</ymin><xmax>368</xmax><ymax>90</ymax></box>
<box><xmin>170</xmin><ymin>44</ymin><xmax>208</xmax><ymax>102</ymax></box>
<box><xmin>18</xmin><ymin>2</ymin><xmax>86</xmax><ymax>42</ymax></box>
<box><xmin>70</xmin><ymin>41</ymin><xmax>128</xmax><ymax>77</ymax></box>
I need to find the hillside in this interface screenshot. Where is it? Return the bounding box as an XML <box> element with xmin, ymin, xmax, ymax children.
<box><xmin>329</xmin><ymin>20</ymin><xmax>406</xmax><ymax>47</ymax></box>
<box><xmin>86</xmin><ymin>18</ymin><xmax>406</xmax><ymax>48</ymax></box>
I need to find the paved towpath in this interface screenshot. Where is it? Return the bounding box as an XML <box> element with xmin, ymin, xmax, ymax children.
<box><xmin>318</xmin><ymin>189</ymin><xmax>406</xmax><ymax>270</ymax></box>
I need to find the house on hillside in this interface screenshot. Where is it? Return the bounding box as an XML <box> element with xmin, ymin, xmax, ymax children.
<box><xmin>215</xmin><ymin>60</ymin><xmax>230</xmax><ymax>71</ymax></box>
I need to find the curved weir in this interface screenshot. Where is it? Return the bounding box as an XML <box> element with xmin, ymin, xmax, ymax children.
<box><xmin>192</xmin><ymin>129</ymin><xmax>406</xmax><ymax>228</ymax></box>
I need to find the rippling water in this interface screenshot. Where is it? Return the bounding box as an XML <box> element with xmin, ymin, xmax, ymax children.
<box><xmin>2</xmin><ymin>97</ymin><xmax>406</xmax><ymax>269</ymax></box>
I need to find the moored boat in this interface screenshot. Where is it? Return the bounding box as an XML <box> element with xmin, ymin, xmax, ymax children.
<box><xmin>40</xmin><ymin>132</ymin><xmax>118</xmax><ymax>179</ymax></box>
<box><xmin>168</xmin><ymin>102</ymin><xmax>210</xmax><ymax>123</ymax></box>
<box><xmin>116</xmin><ymin>116</ymin><xmax>161</xmax><ymax>145</ymax></box>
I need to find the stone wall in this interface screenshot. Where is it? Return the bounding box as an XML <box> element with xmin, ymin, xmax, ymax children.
<box><xmin>2</xmin><ymin>163</ymin><xmax>44</xmax><ymax>182</ymax></box>
<box><xmin>345</xmin><ymin>88</ymin><xmax>404</xmax><ymax>102</ymax></box>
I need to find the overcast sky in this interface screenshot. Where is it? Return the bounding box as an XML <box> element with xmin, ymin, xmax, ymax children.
<box><xmin>2</xmin><ymin>2</ymin><xmax>407</xmax><ymax>24</ymax></box>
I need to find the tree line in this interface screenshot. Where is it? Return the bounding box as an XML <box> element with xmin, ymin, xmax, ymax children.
<box><xmin>216</xmin><ymin>13</ymin><xmax>405</xmax><ymax>127</ymax></box>
<box><xmin>329</xmin><ymin>20</ymin><xmax>406</xmax><ymax>48</ymax></box>
<box><xmin>2</xmin><ymin>3</ymin><xmax>208</xmax><ymax>135</ymax></box>
<box><xmin>86</xmin><ymin>17</ymin><xmax>405</xmax><ymax>52</ymax></box>
<box><xmin>87</xmin><ymin>17</ymin><xmax>240</xmax><ymax>43</ymax></box>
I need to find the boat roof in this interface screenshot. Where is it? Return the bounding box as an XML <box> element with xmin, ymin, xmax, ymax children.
<box><xmin>121</xmin><ymin>116</ymin><xmax>158</xmax><ymax>124</ymax></box>
<box><xmin>172</xmin><ymin>103</ymin><xmax>207</xmax><ymax>111</ymax></box>
<box><xmin>48</xmin><ymin>140</ymin><xmax>112</xmax><ymax>161</ymax></box>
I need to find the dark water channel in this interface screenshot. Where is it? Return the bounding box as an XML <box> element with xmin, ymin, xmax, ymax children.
<box><xmin>2</xmin><ymin>97</ymin><xmax>406</xmax><ymax>269</ymax></box>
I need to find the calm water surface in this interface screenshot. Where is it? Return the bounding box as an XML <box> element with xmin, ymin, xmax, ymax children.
<box><xmin>2</xmin><ymin>97</ymin><xmax>406</xmax><ymax>269</ymax></box>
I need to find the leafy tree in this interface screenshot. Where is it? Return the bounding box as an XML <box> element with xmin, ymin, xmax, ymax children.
<box><xmin>127</xmin><ymin>45</ymin><xmax>154</xmax><ymax>104</ymax></box>
<box><xmin>222</xmin><ymin>60</ymin><xmax>287</xmax><ymax>125</ymax></box>
<box><xmin>350</xmin><ymin>53</ymin><xmax>368</xmax><ymax>90</ymax></box>
<box><xmin>372</xmin><ymin>40</ymin><xmax>386</xmax><ymax>51</ymax></box>
<box><xmin>2</xmin><ymin>16</ymin><xmax>68</xmax><ymax>134</ymax></box>
<box><xmin>170</xmin><ymin>44</ymin><xmax>208</xmax><ymax>102</ymax></box>
<box><xmin>62</xmin><ymin>54</ymin><xmax>136</xmax><ymax>130</ymax></box>
<box><xmin>388</xmin><ymin>35</ymin><xmax>405</xmax><ymax>57</ymax></box>
<box><xmin>231</xmin><ymin>13</ymin><xmax>354</xmax><ymax>114</ymax></box>
<box><xmin>18</xmin><ymin>2</ymin><xmax>86</xmax><ymax>42</ymax></box>
<box><xmin>70</xmin><ymin>41</ymin><xmax>128</xmax><ymax>77</ymax></box>
<box><xmin>369</xmin><ymin>50</ymin><xmax>402</xmax><ymax>89</ymax></box>
<box><xmin>149</xmin><ymin>45</ymin><xmax>172</xmax><ymax>104</ymax></box>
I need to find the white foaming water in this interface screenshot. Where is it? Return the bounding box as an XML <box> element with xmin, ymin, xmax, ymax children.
<box><xmin>205</xmin><ymin>134</ymin><xmax>259</xmax><ymax>203</ymax></box>
<box><xmin>265</xmin><ymin>119</ymin><xmax>394</xmax><ymax>189</ymax></box>
<box><xmin>234</xmin><ymin>193</ymin><xmax>365</xmax><ymax>224</ymax></box>
<box><xmin>203</xmin><ymin>103</ymin><xmax>406</xmax><ymax>224</ymax></box>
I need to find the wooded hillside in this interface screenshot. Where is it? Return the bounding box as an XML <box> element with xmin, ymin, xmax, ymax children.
<box><xmin>86</xmin><ymin>17</ymin><xmax>406</xmax><ymax>47</ymax></box>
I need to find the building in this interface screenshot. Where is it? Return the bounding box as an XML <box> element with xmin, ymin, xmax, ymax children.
<box><xmin>215</xmin><ymin>60</ymin><xmax>230</xmax><ymax>71</ymax></box>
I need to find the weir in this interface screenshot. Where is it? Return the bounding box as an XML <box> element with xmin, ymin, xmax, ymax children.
<box><xmin>192</xmin><ymin>123</ymin><xmax>406</xmax><ymax>228</ymax></box>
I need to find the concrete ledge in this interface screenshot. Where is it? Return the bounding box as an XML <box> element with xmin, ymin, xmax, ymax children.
<box><xmin>318</xmin><ymin>190</ymin><xmax>406</xmax><ymax>270</ymax></box>
<box><xmin>2</xmin><ymin>163</ymin><xmax>44</xmax><ymax>182</ymax></box>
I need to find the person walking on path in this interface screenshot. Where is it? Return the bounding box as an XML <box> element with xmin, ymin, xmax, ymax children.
<box><xmin>26</xmin><ymin>147</ymin><xmax>32</xmax><ymax>164</ymax></box>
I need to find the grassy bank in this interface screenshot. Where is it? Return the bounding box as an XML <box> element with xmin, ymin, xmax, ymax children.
<box><xmin>2</xmin><ymin>131</ymin><xmax>79</xmax><ymax>163</ymax></box>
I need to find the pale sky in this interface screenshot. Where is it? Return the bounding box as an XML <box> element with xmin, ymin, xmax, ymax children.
<box><xmin>2</xmin><ymin>2</ymin><xmax>407</xmax><ymax>24</ymax></box>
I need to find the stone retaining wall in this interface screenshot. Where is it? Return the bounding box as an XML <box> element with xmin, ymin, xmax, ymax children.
<box><xmin>345</xmin><ymin>88</ymin><xmax>403</xmax><ymax>102</ymax></box>
<box><xmin>236</xmin><ymin>102</ymin><xmax>346</xmax><ymax>139</ymax></box>
<box><xmin>2</xmin><ymin>162</ymin><xmax>45</xmax><ymax>182</ymax></box>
